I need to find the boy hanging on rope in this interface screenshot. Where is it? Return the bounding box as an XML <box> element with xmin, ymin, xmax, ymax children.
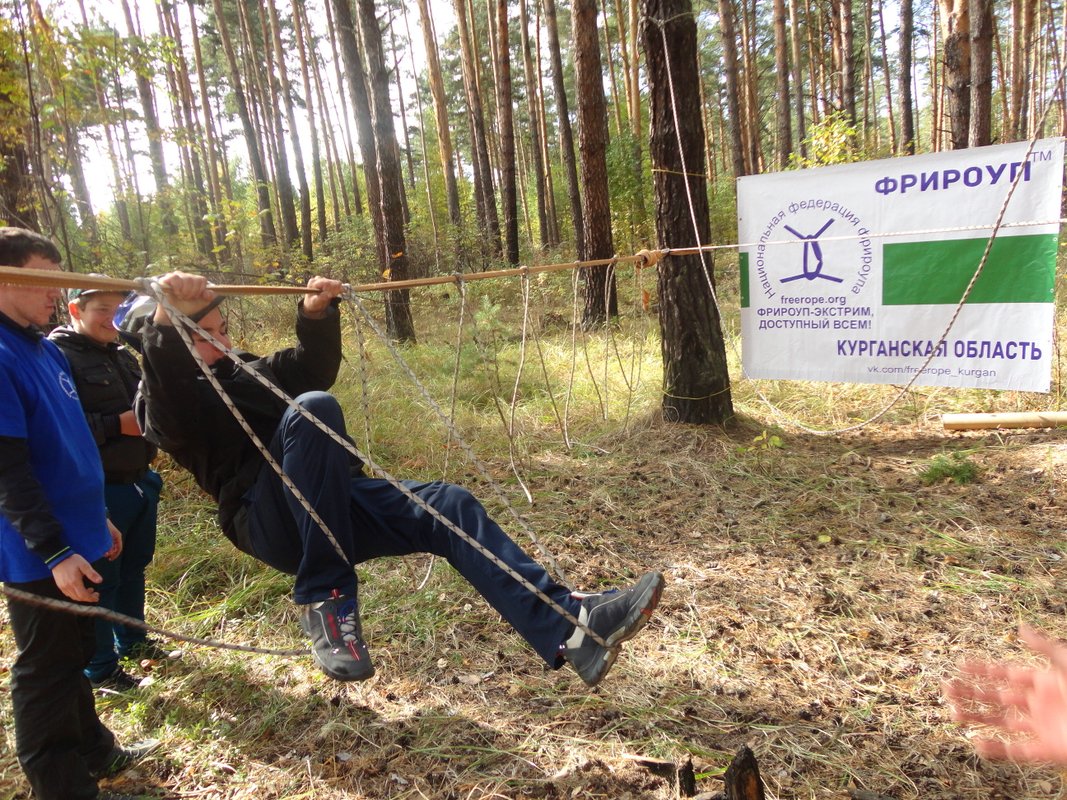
<box><xmin>134</xmin><ymin>271</ymin><xmax>664</xmax><ymax>686</ymax></box>
<box><xmin>0</xmin><ymin>228</ymin><xmax>158</xmax><ymax>800</ymax></box>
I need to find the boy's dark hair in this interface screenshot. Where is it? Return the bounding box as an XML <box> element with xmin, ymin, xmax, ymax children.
<box><xmin>0</xmin><ymin>227</ymin><xmax>62</xmax><ymax>268</ymax></box>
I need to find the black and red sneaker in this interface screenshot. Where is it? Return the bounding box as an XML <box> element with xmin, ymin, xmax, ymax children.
<box><xmin>300</xmin><ymin>590</ymin><xmax>375</xmax><ymax>682</ymax></box>
<box><xmin>563</xmin><ymin>571</ymin><xmax>665</xmax><ymax>687</ymax></box>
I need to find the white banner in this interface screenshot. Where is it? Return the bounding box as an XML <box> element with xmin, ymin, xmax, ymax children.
<box><xmin>737</xmin><ymin>139</ymin><xmax>1064</xmax><ymax>392</ymax></box>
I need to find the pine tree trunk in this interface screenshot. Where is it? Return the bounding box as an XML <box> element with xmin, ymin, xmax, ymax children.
<box><xmin>252</xmin><ymin>2</ymin><xmax>300</xmax><ymax>250</ymax></box>
<box><xmin>838</xmin><ymin>0</ymin><xmax>857</xmax><ymax>124</ymax></box>
<box><xmin>899</xmin><ymin>0</ymin><xmax>916</xmax><ymax>152</ymax></box>
<box><xmin>717</xmin><ymin>0</ymin><xmax>747</xmax><ymax>177</ymax></box>
<box><xmin>415</xmin><ymin>0</ymin><xmax>462</xmax><ymax>227</ymax></box>
<box><xmin>599</xmin><ymin>0</ymin><xmax>626</xmax><ymax>137</ymax></box>
<box><xmin>877</xmin><ymin>0</ymin><xmax>898</xmax><ymax>152</ymax></box>
<box><xmin>738</xmin><ymin>0</ymin><xmax>761</xmax><ymax>171</ymax></box>
<box><xmin>187</xmin><ymin>0</ymin><xmax>230</xmax><ymax>263</ymax></box>
<box><xmin>455</xmin><ymin>0</ymin><xmax>502</xmax><ymax>258</ymax></box>
<box><xmin>120</xmin><ymin>0</ymin><xmax>178</xmax><ymax>237</ymax></box>
<box><xmin>306</xmin><ymin>7</ymin><xmax>344</xmax><ymax>228</ymax></box>
<box><xmin>788</xmin><ymin>0</ymin><xmax>807</xmax><ymax>158</ymax></box>
<box><xmin>495</xmin><ymin>0</ymin><xmax>520</xmax><ymax>264</ymax></box>
<box><xmin>1014</xmin><ymin>0</ymin><xmax>1037</xmax><ymax>137</ymax></box>
<box><xmin>293</xmin><ymin>0</ymin><xmax>327</xmax><ymax>243</ymax></box>
<box><xmin>544</xmin><ymin>0</ymin><xmax>586</xmax><ymax>257</ymax></box>
<box><xmin>112</xmin><ymin>64</ymin><xmax>149</xmax><ymax>264</ymax></box>
<box><xmin>163</xmin><ymin>1</ymin><xmax>215</xmax><ymax>261</ymax></box>
<box><xmin>773</xmin><ymin>0</ymin><xmax>792</xmax><ymax>167</ymax></box>
<box><xmin>331</xmin><ymin>0</ymin><xmax>384</xmax><ymax>264</ymax></box>
<box><xmin>401</xmin><ymin>2</ymin><xmax>440</xmax><ymax>259</ymax></box>
<box><xmin>322</xmin><ymin>0</ymin><xmax>363</xmax><ymax>217</ymax></box>
<box><xmin>212</xmin><ymin>0</ymin><xmax>275</xmax><ymax>245</ymax></box>
<box><xmin>939</xmin><ymin>0</ymin><xmax>971</xmax><ymax>148</ymax></box>
<box><xmin>573</xmin><ymin>0</ymin><xmax>618</xmax><ymax>326</ymax></box>
<box><xmin>641</xmin><ymin>0</ymin><xmax>733</xmax><ymax>425</ymax></box>
<box><xmin>519</xmin><ymin>0</ymin><xmax>549</xmax><ymax>249</ymax></box>
<box><xmin>356</xmin><ymin>0</ymin><xmax>415</xmax><ymax>341</ymax></box>
<box><xmin>382</xmin><ymin>15</ymin><xmax>413</xmax><ymax>196</ymax></box>
<box><xmin>267</xmin><ymin>0</ymin><xmax>312</xmax><ymax>259</ymax></box>
<box><xmin>862</xmin><ymin>0</ymin><xmax>874</xmax><ymax>143</ymax></box>
<box><xmin>530</xmin><ymin>1</ymin><xmax>560</xmax><ymax>246</ymax></box>
<box><xmin>969</xmin><ymin>0</ymin><xmax>993</xmax><ymax>145</ymax></box>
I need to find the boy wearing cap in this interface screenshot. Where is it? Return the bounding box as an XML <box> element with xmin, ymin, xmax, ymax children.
<box><xmin>135</xmin><ymin>271</ymin><xmax>664</xmax><ymax>688</ymax></box>
<box><xmin>0</xmin><ymin>227</ymin><xmax>157</xmax><ymax>800</ymax></box>
<box><xmin>50</xmin><ymin>284</ymin><xmax>165</xmax><ymax>690</ymax></box>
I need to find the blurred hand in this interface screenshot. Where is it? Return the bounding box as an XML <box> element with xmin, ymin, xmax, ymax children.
<box><xmin>944</xmin><ymin>624</ymin><xmax>1067</xmax><ymax>764</ymax></box>
<box><xmin>302</xmin><ymin>276</ymin><xmax>345</xmax><ymax>318</ymax></box>
<box><xmin>51</xmin><ymin>554</ymin><xmax>102</xmax><ymax>603</ymax></box>
<box><xmin>119</xmin><ymin>409</ymin><xmax>142</xmax><ymax>437</ymax></box>
<box><xmin>104</xmin><ymin>519</ymin><xmax>123</xmax><ymax>560</ymax></box>
<box><xmin>153</xmin><ymin>271</ymin><xmax>215</xmax><ymax>325</ymax></box>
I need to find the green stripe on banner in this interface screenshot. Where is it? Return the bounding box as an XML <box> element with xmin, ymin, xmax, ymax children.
<box><xmin>740</xmin><ymin>252</ymin><xmax>750</xmax><ymax>308</ymax></box>
<box><xmin>882</xmin><ymin>234</ymin><xmax>1057</xmax><ymax>305</ymax></box>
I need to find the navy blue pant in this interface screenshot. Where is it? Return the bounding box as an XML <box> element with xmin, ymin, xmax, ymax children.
<box><xmin>86</xmin><ymin>470</ymin><xmax>163</xmax><ymax>682</ymax></box>
<box><xmin>6</xmin><ymin>566</ymin><xmax>116</xmax><ymax>799</ymax></box>
<box><xmin>242</xmin><ymin>392</ymin><xmax>580</xmax><ymax>666</ymax></box>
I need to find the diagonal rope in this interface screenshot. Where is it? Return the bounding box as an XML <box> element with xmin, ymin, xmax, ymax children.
<box><xmin>0</xmin><ymin>584</ymin><xmax>307</xmax><ymax>656</ymax></box>
<box><xmin>344</xmin><ymin>292</ymin><xmax>578</xmax><ymax>594</ymax></box>
<box><xmin>140</xmin><ymin>285</ymin><xmax>597</xmax><ymax>644</ymax></box>
<box><xmin>507</xmin><ymin>269</ymin><xmax>535</xmax><ymax>504</ymax></box>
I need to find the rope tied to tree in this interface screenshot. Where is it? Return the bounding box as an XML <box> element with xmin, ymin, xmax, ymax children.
<box><xmin>634</xmin><ymin>249</ymin><xmax>666</xmax><ymax>268</ymax></box>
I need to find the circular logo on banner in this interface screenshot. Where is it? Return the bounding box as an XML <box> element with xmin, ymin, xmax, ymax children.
<box><xmin>754</xmin><ymin>200</ymin><xmax>874</xmax><ymax>300</ymax></box>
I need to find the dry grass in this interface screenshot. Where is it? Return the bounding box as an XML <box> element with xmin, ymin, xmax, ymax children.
<box><xmin>3</xmin><ymin>265</ymin><xmax>1067</xmax><ymax>799</ymax></box>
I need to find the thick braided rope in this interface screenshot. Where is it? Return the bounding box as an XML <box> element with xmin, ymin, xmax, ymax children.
<box><xmin>0</xmin><ymin>584</ymin><xmax>307</xmax><ymax>656</ymax></box>
<box><xmin>345</xmin><ymin>292</ymin><xmax>577</xmax><ymax>593</ymax></box>
<box><xmin>351</xmin><ymin>304</ymin><xmax>375</xmax><ymax>458</ymax></box>
<box><xmin>145</xmin><ymin>282</ymin><xmax>601</xmax><ymax>645</ymax></box>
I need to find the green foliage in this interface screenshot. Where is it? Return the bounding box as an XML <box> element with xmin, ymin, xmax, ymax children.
<box><xmin>606</xmin><ymin>128</ymin><xmax>653</xmax><ymax>250</ymax></box>
<box><xmin>918</xmin><ymin>451</ymin><xmax>980</xmax><ymax>485</ymax></box>
<box><xmin>790</xmin><ymin>112</ymin><xmax>862</xmax><ymax>168</ymax></box>
<box><xmin>736</xmin><ymin>429</ymin><xmax>785</xmax><ymax>455</ymax></box>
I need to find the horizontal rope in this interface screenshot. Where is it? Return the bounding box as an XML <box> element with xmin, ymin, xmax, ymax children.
<box><xmin>0</xmin><ymin>266</ymin><xmax>318</xmax><ymax>295</ymax></box>
<box><xmin>3</xmin><ymin>216</ymin><xmax>1063</xmax><ymax>298</ymax></box>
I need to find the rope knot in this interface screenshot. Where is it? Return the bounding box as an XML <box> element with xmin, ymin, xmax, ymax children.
<box><xmin>635</xmin><ymin>249</ymin><xmax>666</xmax><ymax>268</ymax></box>
<box><xmin>135</xmin><ymin>276</ymin><xmax>162</xmax><ymax>298</ymax></box>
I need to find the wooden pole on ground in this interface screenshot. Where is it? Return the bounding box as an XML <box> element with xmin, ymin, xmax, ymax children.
<box><xmin>943</xmin><ymin>411</ymin><xmax>1067</xmax><ymax>430</ymax></box>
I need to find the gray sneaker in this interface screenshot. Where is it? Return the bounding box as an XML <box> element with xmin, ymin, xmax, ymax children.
<box><xmin>564</xmin><ymin>571</ymin><xmax>665</xmax><ymax>686</ymax></box>
<box><xmin>90</xmin><ymin>738</ymin><xmax>161</xmax><ymax>779</ymax></box>
<box><xmin>300</xmin><ymin>590</ymin><xmax>375</xmax><ymax>682</ymax></box>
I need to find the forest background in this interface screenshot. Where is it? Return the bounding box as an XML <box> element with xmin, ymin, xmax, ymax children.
<box><xmin>3</xmin><ymin>0</ymin><xmax>1067</xmax><ymax>799</ymax></box>
<box><xmin>2</xmin><ymin>0</ymin><xmax>1064</xmax><ymax>293</ymax></box>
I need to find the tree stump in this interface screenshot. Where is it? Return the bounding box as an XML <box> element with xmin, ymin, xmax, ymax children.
<box><xmin>723</xmin><ymin>745</ymin><xmax>765</xmax><ymax>800</ymax></box>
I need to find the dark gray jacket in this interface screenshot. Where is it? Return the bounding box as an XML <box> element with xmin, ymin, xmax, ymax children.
<box><xmin>134</xmin><ymin>302</ymin><xmax>343</xmax><ymax>552</ymax></box>
<box><xmin>48</xmin><ymin>327</ymin><xmax>156</xmax><ymax>483</ymax></box>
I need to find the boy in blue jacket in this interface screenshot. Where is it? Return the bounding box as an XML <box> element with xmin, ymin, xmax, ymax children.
<box><xmin>0</xmin><ymin>228</ymin><xmax>155</xmax><ymax>800</ymax></box>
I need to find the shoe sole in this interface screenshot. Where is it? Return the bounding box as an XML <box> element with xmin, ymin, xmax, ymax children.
<box><xmin>308</xmin><ymin>634</ymin><xmax>376</xmax><ymax>682</ymax></box>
